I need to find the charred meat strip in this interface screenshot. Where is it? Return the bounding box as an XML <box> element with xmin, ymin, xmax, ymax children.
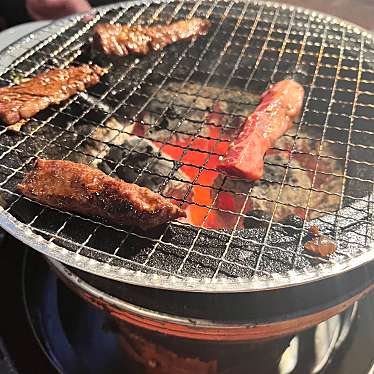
<box><xmin>93</xmin><ymin>18</ymin><xmax>210</xmax><ymax>56</ymax></box>
<box><xmin>18</xmin><ymin>159</ymin><xmax>186</xmax><ymax>230</ymax></box>
<box><xmin>217</xmin><ymin>80</ymin><xmax>305</xmax><ymax>181</ymax></box>
<box><xmin>0</xmin><ymin>65</ymin><xmax>106</xmax><ymax>130</ymax></box>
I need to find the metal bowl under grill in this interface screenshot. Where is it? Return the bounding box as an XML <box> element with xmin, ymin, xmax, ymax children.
<box><xmin>0</xmin><ymin>0</ymin><xmax>373</xmax><ymax>292</ymax></box>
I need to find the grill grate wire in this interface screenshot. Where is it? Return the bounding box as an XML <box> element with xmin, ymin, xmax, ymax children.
<box><xmin>0</xmin><ymin>0</ymin><xmax>372</xmax><ymax>290</ymax></box>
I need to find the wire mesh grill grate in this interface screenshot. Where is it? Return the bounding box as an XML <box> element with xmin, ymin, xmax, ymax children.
<box><xmin>0</xmin><ymin>0</ymin><xmax>373</xmax><ymax>291</ymax></box>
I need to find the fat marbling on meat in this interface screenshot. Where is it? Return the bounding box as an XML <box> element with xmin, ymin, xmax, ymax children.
<box><xmin>217</xmin><ymin>80</ymin><xmax>305</xmax><ymax>181</ymax></box>
<box><xmin>17</xmin><ymin>159</ymin><xmax>186</xmax><ymax>230</ymax></box>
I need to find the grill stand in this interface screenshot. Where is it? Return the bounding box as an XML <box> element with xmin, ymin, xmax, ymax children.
<box><xmin>47</xmin><ymin>255</ymin><xmax>359</xmax><ymax>374</ymax></box>
<box><xmin>116</xmin><ymin>323</ymin><xmax>291</xmax><ymax>374</ymax></box>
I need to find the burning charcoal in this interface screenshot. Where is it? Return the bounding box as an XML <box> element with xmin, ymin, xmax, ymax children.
<box><xmin>302</xmin><ymin>223</ymin><xmax>337</xmax><ymax>257</ymax></box>
<box><xmin>75</xmin><ymin>118</ymin><xmax>135</xmax><ymax>166</ymax></box>
<box><xmin>100</xmin><ymin>137</ymin><xmax>175</xmax><ymax>188</ymax></box>
<box><xmin>99</xmin><ymin>135</ymin><xmax>191</xmax><ymax>201</ymax></box>
<box><xmin>250</xmin><ymin>154</ymin><xmax>312</xmax><ymax>221</ymax></box>
<box><xmin>262</xmin><ymin>154</ymin><xmax>310</xmax><ymax>185</ymax></box>
<box><xmin>243</xmin><ymin>210</ymin><xmax>271</xmax><ymax>229</ymax></box>
<box><xmin>140</xmin><ymin>82</ymin><xmax>259</xmax><ymax>143</ymax></box>
<box><xmin>142</xmin><ymin>108</ymin><xmax>202</xmax><ymax>142</ymax></box>
<box><xmin>281</xmin><ymin>214</ymin><xmax>304</xmax><ymax>235</ymax></box>
<box><xmin>74</xmin><ymin>116</ymin><xmax>192</xmax><ymax>202</ymax></box>
<box><xmin>211</xmin><ymin>174</ymin><xmax>254</xmax><ymax>228</ymax></box>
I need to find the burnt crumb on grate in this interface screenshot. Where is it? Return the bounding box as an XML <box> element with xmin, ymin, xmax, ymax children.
<box><xmin>302</xmin><ymin>224</ymin><xmax>337</xmax><ymax>257</ymax></box>
<box><xmin>308</xmin><ymin>225</ymin><xmax>320</xmax><ymax>236</ymax></box>
<box><xmin>0</xmin><ymin>0</ymin><xmax>373</xmax><ymax>286</ymax></box>
<box><xmin>304</xmin><ymin>235</ymin><xmax>337</xmax><ymax>257</ymax></box>
<box><xmin>100</xmin><ymin>138</ymin><xmax>175</xmax><ymax>186</ymax></box>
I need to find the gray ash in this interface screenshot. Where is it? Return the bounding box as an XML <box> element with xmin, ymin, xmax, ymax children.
<box><xmin>139</xmin><ymin>81</ymin><xmax>259</xmax><ymax>143</ymax></box>
<box><xmin>100</xmin><ymin>137</ymin><xmax>175</xmax><ymax>190</ymax></box>
<box><xmin>99</xmin><ymin>135</ymin><xmax>191</xmax><ymax>200</ymax></box>
<box><xmin>72</xmin><ymin>116</ymin><xmax>192</xmax><ymax>205</ymax></box>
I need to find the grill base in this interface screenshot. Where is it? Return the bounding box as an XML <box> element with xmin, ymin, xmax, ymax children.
<box><xmin>17</xmin><ymin>235</ymin><xmax>371</xmax><ymax>374</ymax></box>
<box><xmin>48</xmin><ymin>256</ymin><xmax>373</xmax><ymax>340</ymax></box>
<box><xmin>116</xmin><ymin>323</ymin><xmax>290</xmax><ymax>374</ymax></box>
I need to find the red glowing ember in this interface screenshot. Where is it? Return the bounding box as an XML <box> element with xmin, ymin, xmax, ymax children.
<box><xmin>160</xmin><ymin>102</ymin><xmax>230</xmax><ymax>228</ymax></box>
<box><xmin>132</xmin><ymin>94</ymin><xmax>339</xmax><ymax>229</ymax></box>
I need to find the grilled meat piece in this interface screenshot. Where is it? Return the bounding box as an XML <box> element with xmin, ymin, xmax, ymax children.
<box><xmin>17</xmin><ymin>159</ymin><xmax>186</xmax><ymax>229</ymax></box>
<box><xmin>93</xmin><ymin>18</ymin><xmax>210</xmax><ymax>56</ymax></box>
<box><xmin>217</xmin><ymin>80</ymin><xmax>304</xmax><ymax>181</ymax></box>
<box><xmin>0</xmin><ymin>64</ymin><xmax>105</xmax><ymax>130</ymax></box>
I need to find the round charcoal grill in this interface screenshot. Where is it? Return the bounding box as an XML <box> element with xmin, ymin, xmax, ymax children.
<box><xmin>0</xmin><ymin>0</ymin><xmax>373</xmax><ymax>294</ymax></box>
